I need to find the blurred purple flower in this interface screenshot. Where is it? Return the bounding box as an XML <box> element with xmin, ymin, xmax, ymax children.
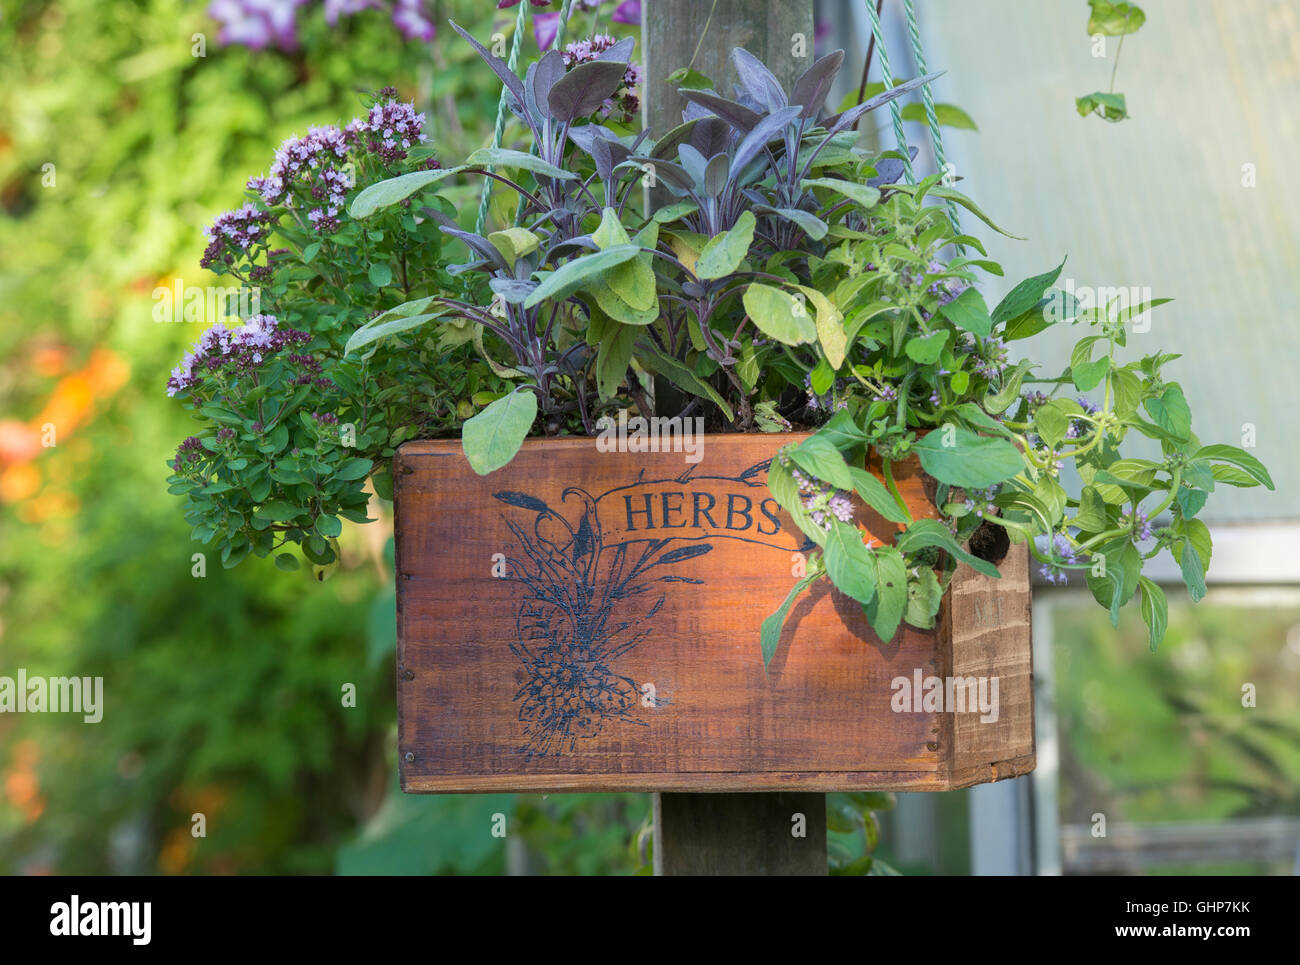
<box><xmin>391</xmin><ymin>0</ymin><xmax>434</xmax><ymax>40</ymax></box>
<box><xmin>1121</xmin><ymin>508</ymin><xmax>1154</xmax><ymax>542</ymax></box>
<box><xmin>209</xmin><ymin>0</ymin><xmax>306</xmax><ymax>50</ymax></box>
<box><xmin>534</xmin><ymin>11</ymin><xmax>560</xmax><ymax>50</ymax></box>
<box><xmin>324</xmin><ymin>0</ymin><xmax>379</xmax><ymax>23</ymax></box>
<box><xmin>209</xmin><ymin>0</ymin><xmax>434</xmax><ymax>49</ymax></box>
<box><xmin>611</xmin><ymin>0</ymin><xmax>641</xmax><ymax>25</ymax></box>
<box><xmin>814</xmin><ymin>17</ymin><xmax>833</xmax><ymax>58</ymax></box>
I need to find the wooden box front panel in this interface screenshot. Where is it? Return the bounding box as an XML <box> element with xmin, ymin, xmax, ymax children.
<box><xmin>394</xmin><ymin>434</ymin><xmax>1031</xmax><ymax>792</ymax></box>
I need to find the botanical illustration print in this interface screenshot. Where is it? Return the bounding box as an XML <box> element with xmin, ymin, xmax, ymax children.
<box><xmin>495</xmin><ymin>486</ymin><xmax>708</xmax><ymax>758</ymax></box>
<box><xmin>495</xmin><ymin>461</ymin><xmax>795</xmax><ymax>757</ymax></box>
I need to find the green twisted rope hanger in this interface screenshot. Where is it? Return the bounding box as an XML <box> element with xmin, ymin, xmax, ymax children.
<box><xmin>473</xmin><ymin>0</ymin><xmax>531</xmax><ymax>237</ymax></box>
<box><xmin>863</xmin><ymin>0</ymin><xmax>914</xmax><ymax>184</ymax></box>
<box><xmin>513</xmin><ymin>0</ymin><xmax>577</xmax><ymax>224</ymax></box>
<box><xmin>901</xmin><ymin>0</ymin><xmax>946</xmax><ymax>178</ymax></box>
<box><xmin>865</xmin><ymin>0</ymin><xmax>960</xmax><ymax>233</ymax></box>
<box><xmin>900</xmin><ymin>0</ymin><xmax>961</xmax><ymax>229</ymax></box>
<box><xmin>475</xmin><ymin>0</ymin><xmax>579</xmax><ymax>238</ymax></box>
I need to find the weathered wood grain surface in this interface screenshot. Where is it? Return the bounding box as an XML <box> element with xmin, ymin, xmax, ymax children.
<box><xmin>644</xmin><ymin>0</ymin><xmax>815</xmax><ymax>140</ymax></box>
<box><xmin>653</xmin><ymin>792</ymin><xmax>828</xmax><ymax>875</ymax></box>
<box><xmin>395</xmin><ymin>434</ymin><xmax>1033</xmax><ymax>792</ymax></box>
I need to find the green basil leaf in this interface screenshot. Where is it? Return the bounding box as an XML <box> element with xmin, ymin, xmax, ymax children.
<box><xmin>791</xmin><ymin>434</ymin><xmax>854</xmax><ymax>490</ymax></box>
<box><xmin>863</xmin><ymin>547</ymin><xmax>908</xmax><ymax>642</ymax></box>
<box><xmin>938</xmin><ymin>287</ymin><xmax>993</xmax><ymax>338</ymax></box>
<box><xmin>895</xmin><ymin>518</ymin><xmax>1002</xmax><ymax>578</ymax></box>
<box><xmin>1138</xmin><ymin>577</ymin><xmax>1168</xmax><ymax>652</ymax></box>
<box><xmin>761</xmin><ymin>574</ymin><xmax>817</xmax><ymax>669</ymax></box>
<box><xmin>1193</xmin><ymin>444</ymin><xmax>1274</xmax><ymax>490</ymax></box>
<box><xmin>825</xmin><ymin>521</ymin><xmax>878</xmax><ymax>604</ymax></box>
<box><xmin>912</xmin><ymin>428</ymin><xmax>1024</xmax><ymax>488</ymax></box>
<box><xmin>848</xmin><ymin>467</ymin><xmax>910</xmax><ymax>524</ymax></box>
<box><xmin>992</xmin><ymin>257</ymin><xmax>1066</xmax><ymax>325</ymax></box>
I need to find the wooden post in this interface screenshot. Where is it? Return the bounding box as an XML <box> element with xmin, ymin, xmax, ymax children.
<box><xmin>643</xmin><ymin>0</ymin><xmax>823</xmax><ymax>876</ymax></box>
<box><xmin>654</xmin><ymin>793</ymin><xmax>828</xmax><ymax>876</ymax></box>
<box><xmin>644</xmin><ymin>0</ymin><xmax>817</xmax><ymax>138</ymax></box>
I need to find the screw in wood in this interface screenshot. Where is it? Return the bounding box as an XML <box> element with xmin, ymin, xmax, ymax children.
<box><xmin>926</xmin><ymin>742</ymin><xmax>940</xmax><ymax>752</ymax></box>
<box><xmin>404</xmin><ymin>751</ymin><xmax>415</xmax><ymax>763</ymax></box>
<box><xmin>402</xmin><ymin>669</ymin><xmax>415</xmax><ymax>680</ymax></box>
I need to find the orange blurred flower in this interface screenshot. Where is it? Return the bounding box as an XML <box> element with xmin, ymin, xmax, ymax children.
<box><xmin>1</xmin><ymin>348</ymin><xmax>132</xmax><ymax>507</ymax></box>
<box><xmin>0</xmin><ymin>421</ymin><xmax>40</xmax><ymax>465</ymax></box>
<box><xmin>0</xmin><ymin>463</ymin><xmax>40</xmax><ymax>503</ymax></box>
<box><xmin>30</xmin><ymin>344</ymin><xmax>71</xmax><ymax>378</ymax></box>
<box><xmin>4</xmin><ymin>742</ymin><xmax>45</xmax><ymax>824</ymax></box>
<box><xmin>158</xmin><ymin>828</ymin><xmax>195</xmax><ymax>874</ymax></box>
<box><xmin>18</xmin><ymin>489</ymin><xmax>80</xmax><ymax>524</ymax></box>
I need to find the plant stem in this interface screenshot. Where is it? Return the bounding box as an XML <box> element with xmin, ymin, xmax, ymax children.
<box><xmin>686</xmin><ymin>0</ymin><xmax>720</xmax><ymax>73</ymax></box>
<box><xmin>1109</xmin><ymin>33</ymin><xmax>1126</xmax><ymax>93</ymax></box>
<box><xmin>881</xmin><ymin>458</ymin><xmax>912</xmax><ymax>522</ymax></box>
<box><xmin>855</xmin><ymin>0</ymin><xmax>886</xmax><ymax>130</ymax></box>
<box><xmin>1145</xmin><ymin>466</ymin><xmax>1182</xmax><ymax>519</ymax></box>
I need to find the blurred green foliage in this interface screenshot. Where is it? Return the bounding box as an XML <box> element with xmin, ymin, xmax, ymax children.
<box><xmin>1053</xmin><ymin>593</ymin><xmax>1300</xmax><ymax>873</ymax></box>
<box><xmin>0</xmin><ymin>0</ymin><xmax>654</xmax><ymax>874</ymax></box>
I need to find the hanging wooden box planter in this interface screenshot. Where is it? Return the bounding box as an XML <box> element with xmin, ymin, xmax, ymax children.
<box><xmin>393</xmin><ymin>434</ymin><xmax>1034</xmax><ymax>793</ymax></box>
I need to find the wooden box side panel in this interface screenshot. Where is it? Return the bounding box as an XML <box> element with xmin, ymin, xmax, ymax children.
<box><xmin>394</xmin><ymin>435</ymin><xmax>958</xmax><ymax>792</ymax></box>
<box><xmin>946</xmin><ymin>542</ymin><xmax>1035</xmax><ymax>780</ymax></box>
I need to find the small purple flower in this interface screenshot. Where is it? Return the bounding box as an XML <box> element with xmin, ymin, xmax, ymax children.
<box><xmin>1067</xmin><ymin>396</ymin><xmax>1101</xmax><ymax>440</ymax></box>
<box><xmin>201</xmin><ymin>203</ymin><xmax>275</xmax><ymax>271</ymax></box>
<box><xmin>1121</xmin><ymin>507</ymin><xmax>1154</xmax><ymax>541</ymax></box>
<box><xmin>363</xmin><ymin>97</ymin><xmax>428</xmax><ymax>164</ymax></box>
<box><xmin>166</xmin><ymin>314</ymin><xmax>316</xmax><ymax>397</ymax></box>
<box><xmin>829</xmin><ymin>492</ymin><xmax>854</xmax><ymax>523</ymax></box>
<box><xmin>325</xmin><ymin>0</ymin><xmax>381</xmax><ymax>23</ymax></box>
<box><xmin>561</xmin><ymin>34</ymin><xmax>641</xmax><ymax>121</ymax></box>
<box><xmin>211</xmin><ymin>0</ymin><xmax>436</xmax><ymax>49</ymax></box>
<box><xmin>307</xmin><ymin>206</ymin><xmax>341</xmax><ymax>234</ymax></box>
<box><xmin>964</xmin><ymin>485</ymin><xmax>999</xmax><ymax>520</ymax></box>
<box><xmin>1023</xmin><ymin>390</ymin><xmax>1049</xmax><ymax>408</ymax></box>
<box><xmin>793</xmin><ymin>466</ymin><xmax>855</xmax><ymax>532</ymax></box>
<box><xmin>1034</xmin><ymin>531</ymin><xmax>1080</xmax><ymax>585</ymax></box>
<box><xmin>925</xmin><ymin>258</ymin><xmax>971</xmax><ymax>306</ymax></box>
<box><xmin>171</xmin><ymin>435</ymin><xmax>207</xmax><ymax>471</ymax></box>
<box><xmin>971</xmin><ymin>336</ymin><xmax>1008</xmax><ymax>379</ymax></box>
